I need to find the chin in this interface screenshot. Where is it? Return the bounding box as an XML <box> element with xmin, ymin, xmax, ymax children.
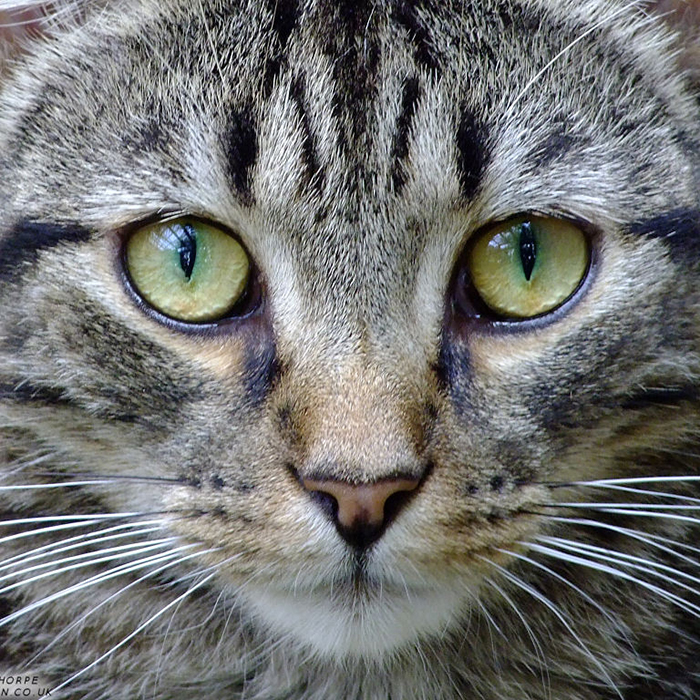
<box><xmin>241</xmin><ymin>576</ymin><xmax>467</xmax><ymax>660</ymax></box>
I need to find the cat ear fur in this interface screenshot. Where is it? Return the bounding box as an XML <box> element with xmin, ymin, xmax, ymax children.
<box><xmin>650</xmin><ymin>0</ymin><xmax>700</xmax><ymax>93</ymax></box>
<box><xmin>0</xmin><ymin>0</ymin><xmax>95</xmax><ymax>71</ymax></box>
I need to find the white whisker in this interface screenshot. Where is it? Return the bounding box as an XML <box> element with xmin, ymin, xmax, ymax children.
<box><xmin>498</xmin><ymin>547</ymin><xmax>622</xmax><ymax>633</ymax></box>
<box><xmin>0</xmin><ymin>537</ymin><xmax>180</xmax><ymax>585</ymax></box>
<box><xmin>196</xmin><ymin>0</ymin><xmax>225</xmax><ymax>86</ymax></box>
<box><xmin>50</xmin><ymin>569</ymin><xmax>218</xmax><ymax>695</ymax></box>
<box><xmin>528</xmin><ymin>542</ymin><xmax>700</xmax><ymax>620</ymax></box>
<box><xmin>546</xmin><ymin>502</ymin><xmax>700</xmax><ymax>510</ymax></box>
<box><xmin>538</xmin><ymin>536</ymin><xmax>700</xmax><ymax>599</ymax></box>
<box><xmin>0</xmin><ymin>513</ymin><xmax>146</xmax><ymax>525</ymax></box>
<box><xmin>484</xmin><ymin>575</ymin><xmax>551</xmax><ymax>700</ymax></box>
<box><xmin>562</xmin><ymin>484</ymin><xmax>700</xmax><ymax>504</ymax></box>
<box><xmin>546</xmin><ymin>516</ymin><xmax>700</xmax><ymax>567</ymax></box>
<box><xmin>0</xmin><ymin>521</ymin><xmax>167</xmax><ymax>571</ymax></box>
<box><xmin>478</xmin><ymin>555</ymin><xmax>622</xmax><ymax>698</ymax></box>
<box><xmin>0</xmin><ymin>480</ymin><xmax>112</xmax><ymax>490</ymax></box>
<box><xmin>511</xmin><ymin>1</ymin><xmax>643</xmax><ymax>106</ymax></box>
<box><xmin>564</xmin><ymin>476</ymin><xmax>700</xmax><ymax>487</ymax></box>
<box><xmin>0</xmin><ymin>540</ymin><xmax>184</xmax><ymax>596</ymax></box>
<box><xmin>546</xmin><ymin>507</ymin><xmax>700</xmax><ymax>526</ymax></box>
<box><xmin>0</xmin><ymin>546</ymin><xmax>199</xmax><ymax>627</ymax></box>
<box><xmin>474</xmin><ymin>593</ymin><xmax>507</xmax><ymax>641</ymax></box>
<box><xmin>28</xmin><ymin>548</ymin><xmax>221</xmax><ymax>668</ymax></box>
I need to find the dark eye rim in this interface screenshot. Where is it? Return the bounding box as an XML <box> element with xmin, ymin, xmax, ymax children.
<box><xmin>118</xmin><ymin>213</ymin><xmax>265</xmax><ymax>334</ymax></box>
<box><xmin>448</xmin><ymin>212</ymin><xmax>598</xmax><ymax>333</ymax></box>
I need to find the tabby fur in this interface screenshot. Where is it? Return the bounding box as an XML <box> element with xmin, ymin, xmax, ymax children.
<box><xmin>0</xmin><ymin>0</ymin><xmax>699</xmax><ymax>698</ymax></box>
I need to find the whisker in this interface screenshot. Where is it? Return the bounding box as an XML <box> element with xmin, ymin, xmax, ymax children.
<box><xmin>545</xmin><ymin>476</ymin><xmax>700</xmax><ymax>488</ymax></box>
<box><xmin>30</xmin><ymin>472</ymin><xmax>186</xmax><ymax>484</ymax></box>
<box><xmin>196</xmin><ymin>0</ymin><xmax>225</xmax><ymax>86</ymax></box>
<box><xmin>478</xmin><ymin>555</ymin><xmax>622</xmax><ymax>698</ymax></box>
<box><xmin>0</xmin><ymin>539</ymin><xmax>183</xmax><ymax>595</ymax></box>
<box><xmin>27</xmin><ymin>547</ymin><xmax>222</xmax><ymax>668</ymax></box>
<box><xmin>0</xmin><ymin>480</ymin><xmax>114</xmax><ymax>490</ymax></box>
<box><xmin>556</xmin><ymin>485</ymin><xmax>700</xmax><ymax>505</ymax></box>
<box><xmin>474</xmin><ymin>593</ymin><xmax>507</xmax><ymax>641</ymax></box>
<box><xmin>484</xmin><ymin>575</ymin><xmax>551</xmax><ymax>700</ymax></box>
<box><xmin>542</xmin><ymin>502</ymin><xmax>700</xmax><ymax>510</ymax></box>
<box><xmin>0</xmin><ymin>473</ymin><xmax>186</xmax><ymax>489</ymax></box>
<box><xmin>50</xmin><ymin>569</ymin><xmax>219</xmax><ymax>695</ymax></box>
<box><xmin>545</xmin><ymin>516</ymin><xmax>700</xmax><ymax>567</ymax></box>
<box><xmin>0</xmin><ymin>537</ymin><xmax>180</xmax><ymax>585</ymax></box>
<box><xmin>0</xmin><ymin>14</ymin><xmax>46</xmax><ymax>30</ymax></box>
<box><xmin>0</xmin><ymin>513</ymin><xmax>147</xmax><ymax>526</ymax></box>
<box><xmin>538</xmin><ymin>536</ymin><xmax>700</xmax><ymax>599</ymax></box>
<box><xmin>0</xmin><ymin>517</ymin><xmax>169</xmax><ymax>549</ymax></box>
<box><xmin>510</xmin><ymin>0</ymin><xmax>644</xmax><ymax>107</ymax></box>
<box><xmin>538</xmin><ymin>505</ymin><xmax>700</xmax><ymax>525</ymax></box>
<box><xmin>528</xmin><ymin>542</ymin><xmax>700</xmax><ymax>620</ymax></box>
<box><xmin>0</xmin><ymin>546</ymin><xmax>198</xmax><ymax>628</ymax></box>
<box><xmin>1</xmin><ymin>452</ymin><xmax>59</xmax><ymax>474</ymax></box>
<box><xmin>0</xmin><ymin>519</ymin><xmax>118</xmax><ymax>545</ymax></box>
<box><xmin>0</xmin><ymin>521</ymin><xmax>167</xmax><ymax>571</ymax></box>
<box><xmin>497</xmin><ymin>547</ymin><xmax>622</xmax><ymax>633</ymax></box>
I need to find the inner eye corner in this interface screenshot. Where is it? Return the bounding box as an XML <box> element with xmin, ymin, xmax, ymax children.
<box><xmin>450</xmin><ymin>213</ymin><xmax>594</xmax><ymax>327</ymax></box>
<box><xmin>120</xmin><ymin>214</ymin><xmax>262</xmax><ymax>329</ymax></box>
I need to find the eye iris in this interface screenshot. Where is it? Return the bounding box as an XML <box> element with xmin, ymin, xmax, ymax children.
<box><xmin>519</xmin><ymin>221</ymin><xmax>536</xmax><ymax>281</ymax></box>
<box><xmin>125</xmin><ymin>218</ymin><xmax>250</xmax><ymax>323</ymax></box>
<box><xmin>465</xmin><ymin>215</ymin><xmax>589</xmax><ymax>319</ymax></box>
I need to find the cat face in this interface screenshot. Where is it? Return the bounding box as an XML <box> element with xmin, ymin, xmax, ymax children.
<box><xmin>0</xmin><ymin>0</ymin><xmax>699</xmax><ymax>696</ymax></box>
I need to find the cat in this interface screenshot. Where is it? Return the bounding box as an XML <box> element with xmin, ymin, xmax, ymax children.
<box><xmin>0</xmin><ymin>0</ymin><xmax>699</xmax><ymax>697</ymax></box>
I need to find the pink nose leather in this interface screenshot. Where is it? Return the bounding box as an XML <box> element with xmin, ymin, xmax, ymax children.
<box><xmin>301</xmin><ymin>477</ymin><xmax>421</xmax><ymax>531</ymax></box>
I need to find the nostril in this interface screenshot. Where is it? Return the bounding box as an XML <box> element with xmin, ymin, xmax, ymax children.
<box><xmin>307</xmin><ymin>488</ymin><xmax>338</xmax><ymax>522</ymax></box>
<box><xmin>383</xmin><ymin>487</ymin><xmax>415</xmax><ymax>527</ymax></box>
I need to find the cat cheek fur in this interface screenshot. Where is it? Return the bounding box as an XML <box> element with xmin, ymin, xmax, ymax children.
<box><xmin>0</xmin><ymin>1</ymin><xmax>700</xmax><ymax>699</ymax></box>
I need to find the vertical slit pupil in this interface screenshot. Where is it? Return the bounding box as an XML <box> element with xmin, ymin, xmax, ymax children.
<box><xmin>178</xmin><ymin>224</ymin><xmax>197</xmax><ymax>280</ymax></box>
<box><xmin>519</xmin><ymin>221</ymin><xmax>537</xmax><ymax>281</ymax></box>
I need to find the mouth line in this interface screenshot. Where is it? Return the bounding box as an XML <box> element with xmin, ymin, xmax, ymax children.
<box><xmin>349</xmin><ymin>555</ymin><xmax>377</xmax><ymax>594</ymax></box>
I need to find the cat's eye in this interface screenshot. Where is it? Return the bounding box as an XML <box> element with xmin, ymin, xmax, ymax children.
<box><xmin>125</xmin><ymin>218</ymin><xmax>251</xmax><ymax>323</ymax></box>
<box><xmin>464</xmin><ymin>215</ymin><xmax>590</xmax><ymax>319</ymax></box>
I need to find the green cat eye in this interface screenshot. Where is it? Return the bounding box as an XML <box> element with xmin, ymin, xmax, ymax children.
<box><xmin>467</xmin><ymin>215</ymin><xmax>589</xmax><ymax>319</ymax></box>
<box><xmin>125</xmin><ymin>218</ymin><xmax>250</xmax><ymax>323</ymax></box>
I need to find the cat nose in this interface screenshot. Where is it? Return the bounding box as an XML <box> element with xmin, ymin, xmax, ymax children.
<box><xmin>301</xmin><ymin>476</ymin><xmax>421</xmax><ymax>548</ymax></box>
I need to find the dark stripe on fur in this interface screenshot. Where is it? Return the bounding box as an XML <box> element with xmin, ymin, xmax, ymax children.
<box><xmin>528</xmin><ymin>123</ymin><xmax>587</xmax><ymax>169</ymax></box>
<box><xmin>455</xmin><ymin>109</ymin><xmax>489</xmax><ymax>200</ymax></box>
<box><xmin>0</xmin><ymin>221</ymin><xmax>92</xmax><ymax>279</ymax></box>
<box><xmin>622</xmin><ymin>385</ymin><xmax>698</xmax><ymax>409</ymax></box>
<box><xmin>435</xmin><ymin>339</ymin><xmax>474</xmax><ymax>416</ymax></box>
<box><xmin>57</xmin><ymin>294</ymin><xmax>205</xmax><ymax>426</ymax></box>
<box><xmin>263</xmin><ymin>0</ymin><xmax>299</xmax><ymax>92</ymax></box>
<box><xmin>392</xmin><ymin>1</ymin><xmax>441</xmax><ymax>73</ymax></box>
<box><xmin>243</xmin><ymin>340</ymin><xmax>280</xmax><ymax>407</ymax></box>
<box><xmin>391</xmin><ymin>76</ymin><xmax>421</xmax><ymax>192</ymax></box>
<box><xmin>326</xmin><ymin>0</ymin><xmax>375</xmax><ymax>32</ymax></box>
<box><xmin>290</xmin><ymin>76</ymin><xmax>324</xmax><ymax>191</ymax></box>
<box><xmin>0</xmin><ymin>381</ymin><xmax>71</xmax><ymax>407</ymax></box>
<box><xmin>625</xmin><ymin>208</ymin><xmax>700</xmax><ymax>259</ymax></box>
<box><xmin>268</xmin><ymin>0</ymin><xmax>298</xmax><ymax>49</ymax></box>
<box><xmin>496</xmin><ymin>2</ymin><xmax>548</xmax><ymax>34</ymax></box>
<box><xmin>321</xmin><ymin>0</ymin><xmax>380</xmax><ymax>149</ymax></box>
<box><xmin>0</xmin><ymin>379</ymin><xmax>141</xmax><ymax>422</ymax></box>
<box><xmin>223</xmin><ymin>108</ymin><xmax>258</xmax><ymax>204</ymax></box>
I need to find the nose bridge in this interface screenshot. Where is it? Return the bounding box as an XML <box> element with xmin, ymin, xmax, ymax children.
<box><xmin>297</xmin><ymin>351</ymin><xmax>426</xmax><ymax>483</ymax></box>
